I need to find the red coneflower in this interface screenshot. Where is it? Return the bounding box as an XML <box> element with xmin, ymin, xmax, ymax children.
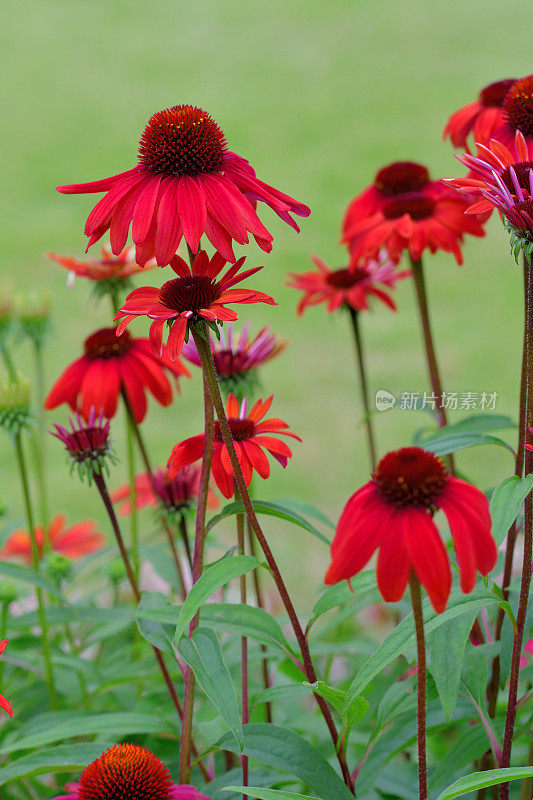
<box><xmin>344</xmin><ymin>188</ymin><xmax>485</xmax><ymax>266</ymax></box>
<box><xmin>341</xmin><ymin>161</ymin><xmax>447</xmax><ymax>226</ymax></box>
<box><xmin>44</xmin><ymin>327</ymin><xmax>189</xmax><ymax>423</ymax></box>
<box><xmin>448</xmin><ymin>131</ymin><xmax>533</xmax><ymax>216</ymax></box>
<box><xmin>182</xmin><ymin>321</ymin><xmax>286</xmax><ymax>396</ymax></box>
<box><xmin>287</xmin><ymin>252</ymin><xmax>409</xmax><ymax>315</ymax></box>
<box><xmin>443</xmin><ymin>79</ymin><xmax>516</xmax><ymax>150</ymax></box>
<box><xmin>114</xmin><ymin>249</ymin><xmax>276</xmax><ymax>362</ymax></box>
<box><xmin>0</xmin><ymin>513</ymin><xmax>104</xmax><ymax>564</ymax></box>
<box><xmin>51</xmin><ymin>743</ymin><xmax>214</xmax><ymax>800</ymax></box>
<box><xmin>168</xmin><ymin>393</ymin><xmax>300</xmax><ymax>499</ymax></box>
<box><xmin>490</xmin><ymin>75</ymin><xmax>533</xmax><ymax>151</ymax></box>
<box><xmin>0</xmin><ymin>640</ymin><xmax>13</xmax><ymax>718</ymax></box>
<box><xmin>325</xmin><ymin>446</ymin><xmax>497</xmax><ymax>613</ymax></box>
<box><xmin>57</xmin><ymin>104</ymin><xmax>310</xmax><ymax>266</ymax></box>
<box><xmin>47</xmin><ymin>244</ymin><xmax>156</xmax><ymax>286</ymax></box>
<box><xmin>111</xmin><ymin>465</ymin><xmax>218</xmax><ymax>516</ymax></box>
<box><xmin>51</xmin><ymin>408</ymin><xmax>117</xmax><ymax>482</ymax></box>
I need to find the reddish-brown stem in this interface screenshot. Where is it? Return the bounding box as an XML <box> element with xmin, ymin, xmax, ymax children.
<box><xmin>179</xmin><ymin>513</ymin><xmax>193</xmax><ymax>569</ymax></box>
<box><xmin>348</xmin><ymin>307</ymin><xmax>377</xmax><ymax>470</ymax></box>
<box><xmin>500</xmin><ymin>253</ymin><xmax>533</xmax><ymax>800</ymax></box>
<box><xmin>236</xmin><ymin>502</ymin><xmax>249</xmax><ymax>799</ymax></box>
<box><xmin>121</xmin><ymin>388</ymin><xmax>188</xmax><ymax>598</ymax></box>
<box><xmin>246</xmin><ymin>518</ymin><xmax>273</xmax><ymax>723</ymax></box>
<box><xmin>92</xmin><ymin>469</ymin><xmax>209</xmax><ymax>781</ymax></box>
<box><xmin>192</xmin><ymin>324</ymin><xmax>354</xmax><ymax>793</ymax></box>
<box><xmin>179</xmin><ymin>376</ymin><xmax>215</xmax><ymax>784</ymax></box>
<box><xmin>410</xmin><ymin>257</ymin><xmax>455</xmax><ymax>474</ymax></box>
<box><xmin>409</xmin><ymin>575</ymin><xmax>427</xmax><ymax>800</ymax></box>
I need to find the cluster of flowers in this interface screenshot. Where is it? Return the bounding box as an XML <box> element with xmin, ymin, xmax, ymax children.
<box><xmin>3</xmin><ymin>71</ymin><xmax>533</xmax><ymax>795</ymax></box>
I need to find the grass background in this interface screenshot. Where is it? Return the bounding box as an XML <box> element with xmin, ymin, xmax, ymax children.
<box><xmin>1</xmin><ymin>0</ymin><xmax>531</xmax><ymax>607</ymax></box>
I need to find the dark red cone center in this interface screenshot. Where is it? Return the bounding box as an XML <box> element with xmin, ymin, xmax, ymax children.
<box><xmin>373</xmin><ymin>446</ymin><xmax>448</xmax><ymax>510</ymax></box>
<box><xmin>382</xmin><ymin>194</ymin><xmax>435</xmax><ymax>221</ymax></box>
<box><xmin>77</xmin><ymin>743</ymin><xmax>172</xmax><ymax>800</ymax></box>
<box><xmin>214</xmin><ymin>417</ymin><xmax>255</xmax><ymax>442</ymax></box>
<box><xmin>504</xmin><ymin>75</ymin><xmax>533</xmax><ymax>137</ymax></box>
<box><xmin>138</xmin><ymin>105</ymin><xmax>227</xmax><ymax>176</ymax></box>
<box><xmin>159</xmin><ymin>275</ymin><xmax>220</xmax><ymax>314</ymax></box>
<box><xmin>326</xmin><ymin>267</ymin><xmax>368</xmax><ymax>289</ymax></box>
<box><xmin>84</xmin><ymin>327</ymin><xmax>132</xmax><ymax>359</ymax></box>
<box><xmin>374</xmin><ymin>161</ymin><xmax>430</xmax><ymax>196</ymax></box>
<box><xmin>479</xmin><ymin>78</ymin><xmax>516</xmax><ymax>107</ymax></box>
<box><xmin>509</xmin><ymin>199</ymin><xmax>533</xmax><ymax>230</ymax></box>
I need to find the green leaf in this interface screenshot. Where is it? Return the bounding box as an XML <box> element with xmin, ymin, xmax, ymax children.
<box><xmin>0</xmin><ymin>561</ymin><xmax>63</xmax><ymax>599</ymax></box>
<box><xmin>174</xmin><ymin>555</ymin><xmax>261</xmax><ymax>642</ymax></box>
<box><xmin>275</xmin><ymin>498</ymin><xmax>335</xmax><ymax>529</ymax></box>
<box><xmin>202</xmin><ymin>603</ymin><xmax>294</xmax><ymax>654</ymax></box>
<box><xmin>178</xmin><ymin>627</ymin><xmax>243</xmax><ymax>750</ymax></box>
<box><xmin>215</xmin><ymin>723</ymin><xmax>353</xmax><ymax>800</ymax></box>
<box><xmin>429</xmin><ymin>725</ymin><xmax>488</xmax><ymax>791</ymax></box>
<box><xmin>0</xmin><ymin>743</ymin><xmax>112</xmax><ymax>786</ymax></box>
<box><xmin>427</xmin><ymin>611</ymin><xmax>477</xmax><ymax>721</ymax></box>
<box><xmin>252</xmin><ymin>683</ymin><xmax>311</xmax><ymax>709</ymax></box>
<box><xmin>206</xmin><ymin>500</ymin><xmax>330</xmax><ymax>545</ymax></box>
<box><xmin>434</xmin><ymin>768</ymin><xmax>533</xmax><ymax>800</ymax></box>
<box><xmin>310</xmin><ymin>571</ymin><xmax>375</xmax><ymax>619</ymax></box>
<box><xmin>225</xmin><ymin>788</ymin><xmax>321</xmax><ymax>800</ymax></box>
<box><xmin>342</xmin><ymin>588</ymin><xmax>501</xmax><ymax>715</ymax></box>
<box><xmin>136</xmin><ymin>591</ymin><xmax>174</xmax><ymax>653</ymax></box>
<box><xmin>420</xmin><ymin>430</ymin><xmax>514</xmax><ymax>457</ymax></box>
<box><xmin>0</xmin><ymin>712</ymin><xmax>167</xmax><ymax>755</ymax></box>
<box><xmin>490</xmin><ymin>475</ymin><xmax>533</xmax><ymax>545</ymax></box>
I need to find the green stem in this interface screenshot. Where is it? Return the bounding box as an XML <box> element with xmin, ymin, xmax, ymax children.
<box><xmin>410</xmin><ymin>257</ymin><xmax>455</xmax><ymax>474</ymax></box>
<box><xmin>31</xmin><ymin>340</ymin><xmax>50</xmax><ymax>535</ymax></box>
<box><xmin>192</xmin><ymin>323</ymin><xmax>354</xmax><ymax>793</ymax></box>
<box><xmin>0</xmin><ymin>601</ymin><xmax>10</xmax><ymax>686</ymax></box>
<box><xmin>0</xmin><ymin>342</ymin><xmax>16</xmax><ymax>381</ymax></box>
<box><xmin>409</xmin><ymin>575</ymin><xmax>427</xmax><ymax>800</ymax></box>
<box><xmin>348</xmin><ymin>307</ymin><xmax>377</xmax><ymax>470</ymax></box>
<box><xmin>13</xmin><ymin>432</ymin><xmax>57</xmax><ymax>707</ymax></box>
<box><xmin>178</xmin><ymin>375</ymin><xmax>215</xmax><ymax>783</ymax></box>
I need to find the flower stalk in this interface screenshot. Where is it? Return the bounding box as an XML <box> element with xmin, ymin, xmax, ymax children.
<box><xmin>236</xmin><ymin>495</ymin><xmax>249</xmax><ymax>798</ymax></box>
<box><xmin>13</xmin><ymin>432</ymin><xmax>57</xmax><ymax>707</ymax></box>
<box><xmin>178</xmin><ymin>375</ymin><xmax>215</xmax><ymax>784</ymax></box>
<box><xmin>499</xmin><ymin>252</ymin><xmax>533</xmax><ymax>800</ymax></box>
<box><xmin>348</xmin><ymin>307</ymin><xmax>377</xmax><ymax>470</ymax></box>
<box><xmin>409</xmin><ymin>574</ymin><xmax>428</xmax><ymax>800</ymax></box>
<box><xmin>191</xmin><ymin>323</ymin><xmax>354</xmax><ymax>792</ymax></box>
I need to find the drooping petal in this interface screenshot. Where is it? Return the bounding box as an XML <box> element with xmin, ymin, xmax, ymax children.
<box><xmin>403</xmin><ymin>510</ymin><xmax>452</xmax><ymax>613</ymax></box>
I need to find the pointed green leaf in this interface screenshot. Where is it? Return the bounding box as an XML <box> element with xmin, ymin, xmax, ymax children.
<box><xmin>490</xmin><ymin>474</ymin><xmax>533</xmax><ymax>545</ymax></box>
<box><xmin>310</xmin><ymin>571</ymin><xmax>375</xmax><ymax>620</ymax></box>
<box><xmin>434</xmin><ymin>768</ymin><xmax>533</xmax><ymax>800</ymax></box>
<box><xmin>0</xmin><ymin>743</ymin><xmax>113</xmax><ymax>786</ymax></box>
<box><xmin>178</xmin><ymin>627</ymin><xmax>243</xmax><ymax>750</ymax></box>
<box><xmin>174</xmin><ymin>555</ymin><xmax>261</xmax><ymax>642</ymax></box>
<box><xmin>420</xmin><ymin>430</ymin><xmax>514</xmax><ymax>457</ymax></box>
<box><xmin>216</xmin><ymin>723</ymin><xmax>353</xmax><ymax>800</ymax></box>
<box><xmin>427</xmin><ymin>612</ymin><xmax>477</xmax><ymax>720</ymax></box>
<box><xmin>0</xmin><ymin>561</ymin><xmax>63</xmax><ymax>599</ymax></box>
<box><xmin>342</xmin><ymin>588</ymin><xmax>501</xmax><ymax>715</ymax></box>
<box><xmin>206</xmin><ymin>500</ymin><xmax>330</xmax><ymax>545</ymax></box>
<box><xmin>225</xmin><ymin>788</ymin><xmax>321</xmax><ymax>800</ymax></box>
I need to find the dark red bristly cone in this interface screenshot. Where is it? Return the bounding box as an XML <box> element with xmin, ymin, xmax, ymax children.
<box><xmin>77</xmin><ymin>743</ymin><xmax>172</xmax><ymax>800</ymax></box>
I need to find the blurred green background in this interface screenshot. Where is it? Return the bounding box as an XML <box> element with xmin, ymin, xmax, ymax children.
<box><xmin>1</xmin><ymin>0</ymin><xmax>531</xmax><ymax>608</ymax></box>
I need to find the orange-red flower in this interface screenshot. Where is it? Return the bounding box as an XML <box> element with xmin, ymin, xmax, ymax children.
<box><xmin>489</xmin><ymin>75</ymin><xmax>533</xmax><ymax>151</ymax></box>
<box><xmin>168</xmin><ymin>393</ymin><xmax>300</xmax><ymax>498</ymax></box>
<box><xmin>115</xmin><ymin>250</ymin><xmax>276</xmax><ymax>362</ymax></box>
<box><xmin>443</xmin><ymin>79</ymin><xmax>516</xmax><ymax>150</ymax></box>
<box><xmin>0</xmin><ymin>513</ymin><xmax>104</xmax><ymax>564</ymax></box>
<box><xmin>344</xmin><ymin>189</ymin><xmax>485</xmax><ymax>266</ymax></box>
<box><xmin>288</xmin><ymin>253</ymin><xmax>409</xmax><ymax>315</ymax></box>
<box><xmin>325</xmin><ymin>447</ymin><xmax>497</xmax><ymax>613</ymax></box>
<box><xmin>44</xmin><ymin>327</ymin><xmax>189</xmax><ymax>423</ymax></box>
<box><xmin>57</xmin><ymin>104</ymin><xmax>310</xmax><ymax>266</ymax></box>
<box><xmin>47</xmin><ymin>244</ymin><xmax>156</xmax><ymax>285</ymax></box>
<box><xmin>0</xmin><ymin>640</ymin><xmax>13</xmax><ymax>718</ymax></box>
